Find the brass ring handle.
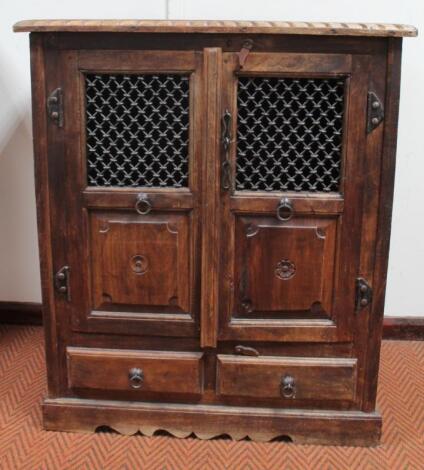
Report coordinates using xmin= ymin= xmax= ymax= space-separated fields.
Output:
xmin=135 ymin=194 xmax=152 ymax=215
xmin=280 ymin=375 xmax=296 ymax=398
xmin=128 ymin=367 xmax=144 ymax=389
xmin=276 ymin=197 xmax=293 ymax=221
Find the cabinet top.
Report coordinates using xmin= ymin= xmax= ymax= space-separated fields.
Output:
xmin=13 ymin=19 xmax=417 ymax=37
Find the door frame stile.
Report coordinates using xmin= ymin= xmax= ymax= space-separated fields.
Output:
xmin=200 ymin=47 xmax=222 ymax=348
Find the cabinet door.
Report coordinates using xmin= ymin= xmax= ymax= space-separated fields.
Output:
xmin=51 ymin=50 xmax=203 ymax=337
xmin=219 ymin=52 xmax=369 ymax=342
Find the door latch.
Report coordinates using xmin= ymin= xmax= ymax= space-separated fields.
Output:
xmin=221 ymin=109 xmax=232 ymax=191
xmin=235 ymin=345 xmax=259 ymax=357
xmin=54 ymin=265 xmax=71 ymax=301
xmin=47 ymin=87 xmax=64 ymax=127
xmin=367 ymin=91 xmax=384 ymax=133
xmin=237 ymin=39 xmax=254 ymax=69
xmin=355 ymin=277 xmax=372 ymax=311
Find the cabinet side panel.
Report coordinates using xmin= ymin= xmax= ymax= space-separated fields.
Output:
xmin=363 ymin=38 xmax=403 ymax=411
xmin=352 ymin=44 xmax=387 ymax=410
xmin=29 ymin=33 xmax=60 ymax=395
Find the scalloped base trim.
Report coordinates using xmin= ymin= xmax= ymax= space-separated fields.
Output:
xmin=95 ymin=425 xmax=294 ymax=442
xmin=43 ymin=398 xmax=382 ymax=446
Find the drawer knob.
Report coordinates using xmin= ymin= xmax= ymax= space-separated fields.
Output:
xmin=128 ymin=367 xmax=144 ymax=389
xmin=281 ymin=375 xmax=296 ymax=398
xmin=276 ymin=198 xmax=293 ymax=221
xmin=135 ymin=194 xmax=152 ymax=215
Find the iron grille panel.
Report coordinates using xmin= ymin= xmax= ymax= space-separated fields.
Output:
xmin=85 ymin=73 xmax=190 ymax=188
xmin=236 ymin=77 xmax=345 ymax=192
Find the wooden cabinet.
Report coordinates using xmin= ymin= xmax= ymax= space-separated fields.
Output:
xmin=15 ymin=19 xmax=416 ymax=445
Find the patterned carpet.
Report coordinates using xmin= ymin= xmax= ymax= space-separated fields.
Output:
xmin=0 ymin=325 xmax=423 ymax=469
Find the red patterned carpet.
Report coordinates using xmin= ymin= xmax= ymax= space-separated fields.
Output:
xmin=0 ymin=325 xmax=423 ymax=469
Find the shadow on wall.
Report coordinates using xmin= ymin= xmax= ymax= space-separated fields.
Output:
xmin=0 ymin=83 xmax=41 ymax=302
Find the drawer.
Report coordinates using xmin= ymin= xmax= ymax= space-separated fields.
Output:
xmin=217 ymin=355 xmax=357 ymax=401
xmin=67 ymin=347 xmax=203 ymax=395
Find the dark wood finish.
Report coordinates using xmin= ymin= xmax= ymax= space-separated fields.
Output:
xmin=17 ymin=22 xmax=415 ymax=445
xmin=67 ymin=347 xmax=203 ymax=395
xmin=232 ymin=216 xmax=337 ymax=318
xmin=233 ymin=52 xmax=352 ymax=73
xmin=218 ymin=52 xmax=368 ymax=344
xmin=5 ymin=302 xmax=423 ymax=341
xmin=383 ymin=317 xmax=424 ymax=340
xmin=89 ymin=211 xmax=191 ymax=314
xmin=217 ymin=355 xmax=357 ymax=401
xmin=361 ymin=38 xmax=404 ymax=412
xmin=43 ymin=398 xmax=382 ymax=446
xmin=200 ymin=48 xmax=221 ymax=348
xmin=59 ymin=49 xmax=203 ymax=339
xmin=0 ymin=301 xmax=42 ymax=325
xmin=37 ymin=33 xmax=391 ymax=55
xmin=78 ymin=50 xmax=198 ymax=71
xmin=29 ymin=33 xmax=63 ymax=396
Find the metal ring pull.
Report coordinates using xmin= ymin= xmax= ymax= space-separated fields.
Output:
xmin=128 ymin=368 xmax=144 ymax=389
xmin=135 ymin=194 xmax=152 ymax=215
xmin=280 ymin=375 xmax=296 ymax=399
xmin=276 ymin=197 xmax=293 ymax=221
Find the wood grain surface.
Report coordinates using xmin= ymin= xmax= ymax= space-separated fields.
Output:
xmin=14 ymin=19 xmax=417 ymax=37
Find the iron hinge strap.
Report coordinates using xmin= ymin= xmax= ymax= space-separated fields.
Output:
xmin=54 ymin=265 xmax=71 ymax=301
xmin=47 ymin=87 xmax=63 ymax=127
xmin=355 ymin=277 xmax=372 ymax=311
xmin=367 ymin=91 xmax=384 ymax=133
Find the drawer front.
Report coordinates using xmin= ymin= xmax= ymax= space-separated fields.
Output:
xmin=67 ymin=347 xmax=203 ymax=395
xmin=217 ymin=355 xmax=357 ymax=401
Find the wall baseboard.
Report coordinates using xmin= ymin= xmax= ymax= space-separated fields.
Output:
xmin=0 ymin=301 xmax=43 ymax=326
xmin=1 ymin=301 xmax=423 ymax=340
xmin=383 ymin=317 xmax=424 ymax=341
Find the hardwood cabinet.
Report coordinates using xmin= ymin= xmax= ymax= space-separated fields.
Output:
xmin=15 ymin=19 xmax=416 ymax=445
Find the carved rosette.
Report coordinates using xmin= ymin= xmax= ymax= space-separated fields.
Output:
xmin=275 ymin=259 xmax=296 ymax=280
xmin=131 ymin=255 xmax=149 ymax=275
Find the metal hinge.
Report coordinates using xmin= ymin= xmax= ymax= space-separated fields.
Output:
xmin=54 ymin=265 xmax=71 ymax=301
xmin=47 ymin=87 xmax=64 ymax=127
xmin=367 ymin=91 xmax=384 ymax=133
xmin=355 ymin=277 xmax=372 ymax=311
xmin=237 ymin=39 xmax=254 ymax=69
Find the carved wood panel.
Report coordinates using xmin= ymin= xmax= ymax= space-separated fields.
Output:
xmin=234 ymin=215 xmax=337 ymax=318
xmin=90 ymin=211 xmax=190 ymax=314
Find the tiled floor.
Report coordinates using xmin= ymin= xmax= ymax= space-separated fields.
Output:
xmin=0 ymin=325 xmax=423 ymax=469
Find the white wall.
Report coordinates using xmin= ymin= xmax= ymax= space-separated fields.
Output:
xmin=0 ymin=1 xmax=167 ymax=303
xmin=0 ymin=0 xmax=422 ymax=316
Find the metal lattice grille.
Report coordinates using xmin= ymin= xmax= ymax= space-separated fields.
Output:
xmin=85 ymin=73 xmax=190 ymax=187
xmin=236 ymin=77 xmax=345 ymax=192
